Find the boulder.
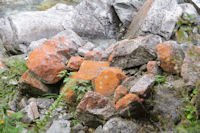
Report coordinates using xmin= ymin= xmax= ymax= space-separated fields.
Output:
xmin=109 ymin=35 xmax=162 ymax=69
xmin=67 ymin=56 xmax=84 ymax=71
xmin=84 ymin=50 xmax=102 ymax=61
xmin=76 ymin=91 xmax=115 ymax=128
xmin=147 ymin=61 xmax=161 ymax=75
xmin=130 ymin=74 xmax=155 ymax=97
xmin=181 ymin=45 xmax=200 ymax=87
xmin=78 ymin=42 xmax=95 ymax=56
xmin=155 ymin=41 xmax=184 ymax=74
xmin=125 ymin=0 xmax=183 ymax=40
xmin=189 ymin=0 xmax=200 ymax=14
xmin=113 ymin=0 xmax=146 ymax=28
xmin=27 ymin=37 xmax=77 ymax=84
xmin=46 ymin=120 xmax=71 ymax=133
xmin=94 ymin=68 xmax=126 ymax=96
xmin=114 ymin=85 xmax=128 ymax=103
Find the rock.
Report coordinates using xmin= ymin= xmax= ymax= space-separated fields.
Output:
xmin=78 ymin=42 xmax=95 ymax=56
xmin=0 ymin=4 xmax=74 ymax=54
xmin=20 ymin=70 xmax=50 ymax=96
xmin=114 ymin=85 xmax=128 ymax=103
xmin=102 ymin=117 xmax=138 ymax=133
xmin=84 ymin=50 xmax=102 ymax=61
xmin=71 ymin=0 xmax=120 ymax=38
xmin=115 ymin=94 xmax=145 ymax=117
xmin=77 ymin=60 xmax=110 ymax=80
xmin=121 ymin=76 xmax=137 ymax=90
xmin=180 ymin=3 xmax=199 ymax=22
xmin=19 ymin=97 xmax=28 ymax=110
xmin=94 ymin=125 xmax=103 ymax=133
xmin=27 ymin=37 xmax=77 ymax=84
xmin=46 ymin=120 xmax=71 ymax=133
xmin=76 ymin=91 xmax=115 ymax=128
xmin=36 ymin=98 xmax=54 ymax=110
xmin=67 ymin=56 xmax=84 ymax=71
xmin=0 ymin=60 xmax=6 ymax=69
xmin=94 ymin=68 xmax=126 ymax=96
xmin=109 ymin=35 xmax=162 ymax=69
xmin=189 ymin=0 xmax=200 ymax=14
xmin=113 ymin=0 xmax=146 ymax=28
xmin=177 ymin=0 xmax=189 ymax=3
xmin=181 ymin=45 xmax=200 ymax=87
xmin=147 ymin=61 xmax=161 ymax=75
xmin=155 ymin=41 xmax=184 ymax=74
xmin=71 ymin=123 xmax=85 ymax=133
xmin=21 ymin=101 xmax=40 ymax=124
xmin=27 ymin=38 xmax=47 ymax=56
xmin=130 ymin=74 xmax=155 ymax=97
xmin=125 ymin=0 xmax=183 ymax=40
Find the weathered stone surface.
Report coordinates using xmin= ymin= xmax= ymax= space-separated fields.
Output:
xmin=113 ymin=0 xmax=146 ymax=28
xmin=21 ymin=101 xmax=40 ymax=124
xmin=115 ymin=94 xmax=145 ymax=117
xmin=102 ymin=117 xmax=138 ymax=133
xmin=36 ymin=98 xmax=54 ymax=110
xmin=180 ymin=3 xmax=199 ymax=21
xmin=94 ymin=68 xmax=126 ymax=96
xmin=130 ymin=74 xmax=155 ymax=96
xmin=46 ymin=120 xmax=71 ymax=133
xmin=27 ymin=37 xmax=77 ymax=84
xmin=147 ymin=61 xmax=161 ymax=75
xmin=20 ymin=70 xmax=50 ymax=96
xmin=125 ymin=0 xmax=183 ymax=40
xmin=78 ymin=42 xmax=95 ymax=56
xmin=0 ymin=60 xmax=6 ymax=69
xmin=114 ymin=85 xmax=128 ymax=103
xmin=84 ymin=50 xmax=102 ymax=61
xmin=156 ymin=41 xmax=184 ymax=74
xmin=181 ymin=45 xmax=200 ymax=87
xmin=189 ymin=0 xmax=200 ymax=14
xmin=67 ymin=56 xmax=84 ymax=71
xmin=109 ymin=35 xmax=162 ymax=69
xmin=76 ymin=91 xmax=115 ymax=128
xmin=78 ymin=60 xmax=110 ymax=80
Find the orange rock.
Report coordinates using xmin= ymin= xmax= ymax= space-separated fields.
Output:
xmin=84 ymin=50 xmax=102 ymax=61
xmin=147 ymin=61 xmax=160 ymax=75
xmin=27 ymin=37 xmax=76 ymax=84
xmin=67 ymin=56 xmax=84 ymax=71
xmin=0 ymin=60 xmax=5 ymax=69
xmin=94 ymin=68 xmax=126 ymax=96
xmin=115 ymin=94 xmax=140 ymax=110
xmin=114 ymin=85 xmax=128 ymax=103
xmin=20 ymin=70 xmax=49 ymax=95
xmin=78 ymin=60 xmax=110 ymax=80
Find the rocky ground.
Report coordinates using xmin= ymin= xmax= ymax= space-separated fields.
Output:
xmin=0 ymin=0 xmax=200 ymax=133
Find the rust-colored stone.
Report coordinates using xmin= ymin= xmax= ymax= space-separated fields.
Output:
xmin=84 ymin=50 xmax=102 ymax=61
xmin=94 ymin=68 xmax=126 ymax=96
xmin=147 ymin=61 xmax=160 ymax=75
xmin=114 ymin=85 xmax=128 ymax=103
xmin=67 ymin=56 xmax=84 ymax=71
xmin=0 ymin=60 xmax=5 ymax=69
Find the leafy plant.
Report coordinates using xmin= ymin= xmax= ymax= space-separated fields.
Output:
xmin=155 ymin=75 xmax=166 ymax=84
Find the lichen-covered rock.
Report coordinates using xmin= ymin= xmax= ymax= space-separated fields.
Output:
xmin=147 ymin=61 xmax=161 ymax=75
xmin=94 ymin=68 xmax=126 ymax=96
xmin=84 ymin=50 xmax=102 ymax=61
xmin=0 ymin=60 xmax=6 ymax=69
xmin=130 ymin=74 xmax=155 ymax=97
xmin=181 ymin=45 xmax=200 ymax=87
xmin=67 ymin=56 xmax=84 ymax=71
xmin=78 ymin=42 xmax=95 ymax=56
xmin=114 ymin=85 xmax=128 ymax=103
xmin=109 ymin=35 xmax=162 ymax=69
xmin=125 ymin=0 xmax=183 ymax=40
xmin=156 ymin=41 xmax=184 ymax=74
xmin=76 ymin=91 xmax=115 ymax=128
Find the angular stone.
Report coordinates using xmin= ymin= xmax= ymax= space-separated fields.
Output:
xmin=125 ymin=0 xmax=183 ymax=40
xmin=67 ymin=56 xmax=84 ymax=71
xmin=76 ymin=91 xmax=115 ymax=128
xmin=36 ymin=98 xmax=54 ymax=110
xmin=94 ymin=68 xmax=126 ymax=96
xmin=155 ymin=41 xmax=184 ymax=74
xmin=115 ymin=94 xmax=145 ymax=117
xmin=147 ymin=61 xmax=161 ymax=75
xmin=20 ymin=70 xmax=50 ymax=96
xmin=114 ymin=85 xmax=128 ymax=103
xmin=27 ymin=37 xmax=77 ymax=84
xmin=130 ymin=74 xmax=155 ymax=96
xmin=84 ymin=50 xmax=102 ymax=61
xmin=181 ymin=45 xmax=200 ymax=87
xmin=109 ymin=35 xmax=162 ymax=69
xmin=0 ymin=60 xmax=5 ymax=69
xmin=101 ymin=42 xmax=120 ymax=61
xmin=78 ymin=42 xmax=95 ymax=56
xmin=189 ymin=0 xmax=200 ymax=14
xmin=78 ymin=60 xmax=110 ymax=80
xmin=46 ymin=120 xmax=71 ymax=133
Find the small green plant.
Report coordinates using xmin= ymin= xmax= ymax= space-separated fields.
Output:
xmin=155 ymin=75 xmax=166 ymax=84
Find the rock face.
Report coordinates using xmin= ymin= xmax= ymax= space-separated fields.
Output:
xmin=27 ymin=37 xmax=77 ymax=84
xmin=102 ymin=117 xmax=138 ymax=133
xmin=125 ymin=0 xmax=183 ymax=40
xmin=181 ymin=45 xmax=200 ymax=87
xmin=109 ymin=35 xmax=162 ymax=69
xmin=76 ymin=91 xmax=115 ymax=128
xmin=114 ymin=85 xmax=128 ymax=103
xmin=156 ymin=41 xmax=184 ymax=74
xmin=130 ymin=74 xmax=155 ymax=97
xmin=94 ymin=68 xmax=126 ymax=96
xmin=66 ymin=56 xmax=84 ymax=71
xmin=189 ymin=0 xmax=200 ymax=14
xmin=113 ymin=0 xmax=146 ymax=28
xmin=46 ymin=120 xmax=71 ymax=133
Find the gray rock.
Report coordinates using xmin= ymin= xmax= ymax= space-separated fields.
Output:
xmin=27 ymin=38 xmax=47 ymax=56
xmin=177 ymin=0 xmax=189 ymax=3
xmin=125 ymin=0 xmax=183 ymax=40
xmin=36 ymin=98 xmax=54 ymax=110
xmin=94 ymin=125 xmax=103 ymax=133
xmin=19 ymin=97 xmax=28 ymax=110
xmin=46 ymin=120 xmax=71 ymax=133
xmin=71 ymin=123 xmax=85 ymax=133
xmin=78 ymin=42 xmax=95 ymax=56
xmin=113 ymin=0 xmax=146 ymax=28
xmin=189 ymin=0 xmax=200 ymax=14
xmin=130 ymin=74 xmax=155 ymax=97
xmin=102 ymin=117 xmax=138 ymax=133
xmin=110 ymin=34 xmax=162 ymax=69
